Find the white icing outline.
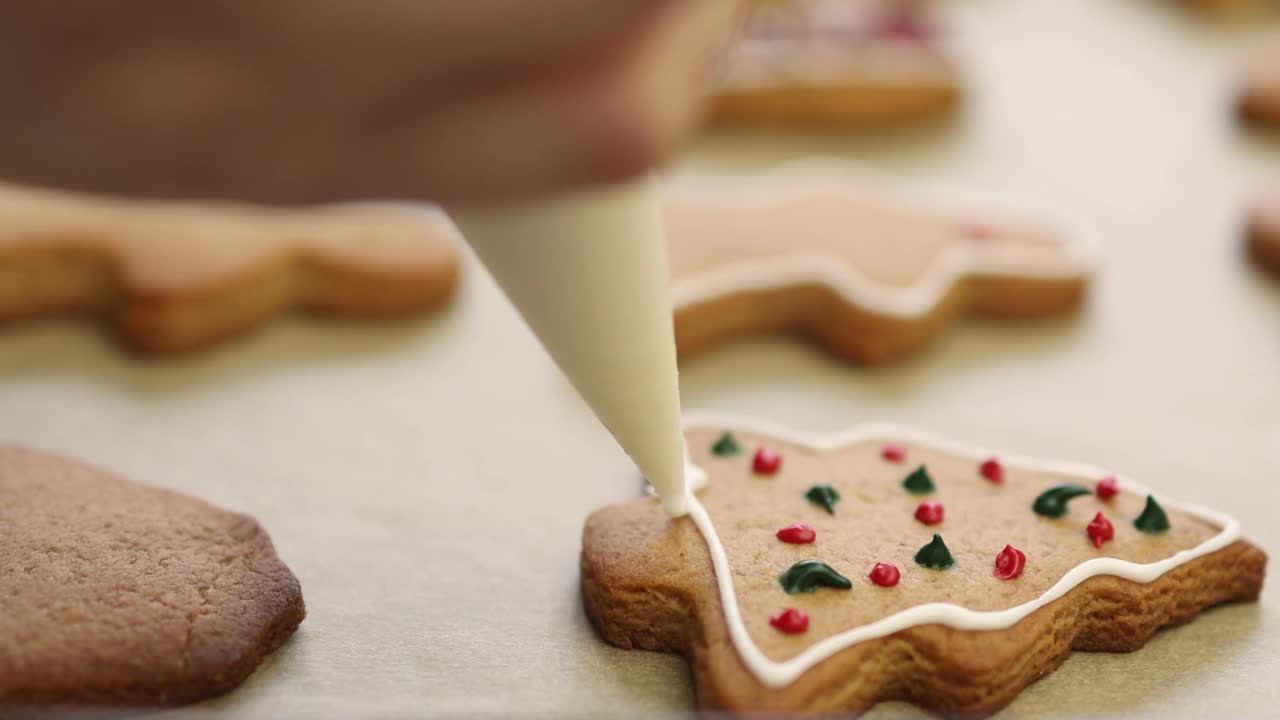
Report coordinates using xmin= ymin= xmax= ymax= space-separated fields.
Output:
xmin=676 ymin=412 xmax=1242 ymax=689
xmin=664 ymin=160 xmax=1099 ymax=319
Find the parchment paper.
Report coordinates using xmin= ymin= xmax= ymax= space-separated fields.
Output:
xmin=1 ymin=1 xmax=1277 ymax=718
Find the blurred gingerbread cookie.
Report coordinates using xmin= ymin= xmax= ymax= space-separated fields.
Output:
xmin=1247 ymin=192 xmax=1280 ymax=275
xmin=1183 ymin=0 xmax=1270 ymax=17
xmin=1239 ymin=43 xmax=1280 ymax=128
xmin=0 ymin=182 xmax=461 ymax=354
xmin=710 ymin=0 xmax=961 ymax=127
xmin=664 ymin=164 xmax=1093 ymax=364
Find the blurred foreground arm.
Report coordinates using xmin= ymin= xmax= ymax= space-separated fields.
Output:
xmin=0 ymin=1 xmax=741 ymax=206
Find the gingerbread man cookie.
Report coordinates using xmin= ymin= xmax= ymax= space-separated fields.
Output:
xmin=710 ymin=0 xmax=961 ymax=127
xmin=582 ymin=415 xmax=1265 ymax=717
xmin=0 ymin=446 xmax=304 ymax=713
xmin=1239 ymin=43 xmax=1280 ymax=128
xmin=665 ymin=164 xmax=1094 ymax=364
xmin=0 ymin=182 xmax=460 ymax=354
xmin=1247 ymin=191 xmax=1280 ymax=275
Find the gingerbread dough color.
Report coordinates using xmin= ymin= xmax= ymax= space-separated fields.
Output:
xmin=0 ymin=182 xmax=461 ymax=354
xmin=0 ymin=446 xmax=304 ymax=713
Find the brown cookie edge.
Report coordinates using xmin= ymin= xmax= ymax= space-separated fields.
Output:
xmin=581 ymin=498 xmax=1265 ymax=716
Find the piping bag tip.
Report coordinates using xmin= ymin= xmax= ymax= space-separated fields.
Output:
xmin=453 ymin=176 xmax=694 ymax=517
xmin=662 ymin=491 xmax=692 ymax=518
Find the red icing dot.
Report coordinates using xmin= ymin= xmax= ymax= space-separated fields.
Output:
xmin=769 ymin=608 xmax=809 ymax=634
xmin=752 ymin=448 xmax=782 ymax=475
xmin=993 ymin=544 xmax=1026 ymax=581
xmin=881 ymin=443 xmax=907 ymax=463
xmin=869 ymin=562 xmax=901 ymax=587
xmin=980 ymin=458 xmax=1005 ymax=484
xmin=1096 ymin=476 xmax=1119 ymax=500
xmin=914 ymin=500 xmax=944 ymax=526
xmin=776 ymin=523 xmax=816 ymax=544
xmin=1087 ymin=512 xmax=1115 ymax=549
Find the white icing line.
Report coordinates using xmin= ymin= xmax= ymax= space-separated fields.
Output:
xmin=643 ymin=443 xmax=710 ymax=499
xmin=665 ymin=160 xmax=1099 ymax=320
xmin=679 ymin=412 xmax=1243 ymax=689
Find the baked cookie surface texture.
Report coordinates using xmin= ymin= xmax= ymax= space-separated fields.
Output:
xmin=0 ymin=446 xmax=305 ymax=714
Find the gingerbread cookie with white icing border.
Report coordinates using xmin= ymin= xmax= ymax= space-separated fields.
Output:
xmin=710 ymin=0 xmax=961 ymax=127
xmin=581 ymin=415 xmax=1265 ymax=716
xmin=0 ymin=181 xmax=461 ymax=354
xmin=1238 ymin=43 xmax=1280 ymax=128
xmin=1247 ymin=191 xmax=1280 ymax=275
xmin=664 ymin=163 xmax=1094 ymax=364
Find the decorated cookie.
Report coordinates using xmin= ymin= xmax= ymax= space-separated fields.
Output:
xmin=665 ymin=164 xmax=1094 ymax=364
xmin=1247 ymin=192 xmax=1280 ymax=275
xmin=1239 ymin=43 xmax=1280 ymax=128
xmin=0 ymin=182 xmax=461 ymax=354
xmin=0 ymin=446 xmax=304 ymax=713
xmin=581 ymin=416 xmax=1265 ymax=716
xmin=709 ymin=0 xmax=961 ymax=127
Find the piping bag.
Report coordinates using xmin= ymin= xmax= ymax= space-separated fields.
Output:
xmin=450 ymin=177 xmax=692 ymax=517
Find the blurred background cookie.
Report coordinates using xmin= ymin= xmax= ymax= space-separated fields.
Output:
xmin=1247 ymin=191 xmax=1280 ymax=274
xmin=0 ymin=182 xmax=461 ymax=354
xmin=1183 ymin=0 xmax=1271 ymax=17
xmin=1238 ymin=42 xmax=1280 ymax=127
xmin=708 ymin=0 xmax=961 ymax=127
xmin=665 ymin=164 xmax=1092 ymax=364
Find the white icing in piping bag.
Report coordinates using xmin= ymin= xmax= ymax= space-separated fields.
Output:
xmin=451 ymin=177 xmax=692 ymax=516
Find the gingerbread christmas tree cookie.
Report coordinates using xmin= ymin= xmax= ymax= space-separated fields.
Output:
xmin=0 ymin=181 xmax=460 ymax=354
xmin=710 ymin=0 xmax=961 ymax=127
xmin=664 ymin=164 xmax=1094 ymax=364
xmin=581 ymin=415 xmax=1265 ymax=716
xmin=0 ymin=446 xmax=304 ymax=713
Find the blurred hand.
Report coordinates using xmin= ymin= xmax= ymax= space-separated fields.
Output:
xmin=0 ymin=1 xmax=742 ymax=206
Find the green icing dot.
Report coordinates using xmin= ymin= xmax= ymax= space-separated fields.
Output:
xmin=1134 ymin=495 xmax=1170 ymax=534
xmin=914 ymin=534 xmax=955 ymax=569
xmin=805 ymin=484 xmax=840 ymax=514
xmin=1032 ymin=484 xmax=1092 ymax=518
xmin=778 ymin=560 xmax=853 ymax=594
xmin=901 ymin=465 xmax=935 ymax=494
xmin=711 ymin=432 xmax=741 ymax=456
